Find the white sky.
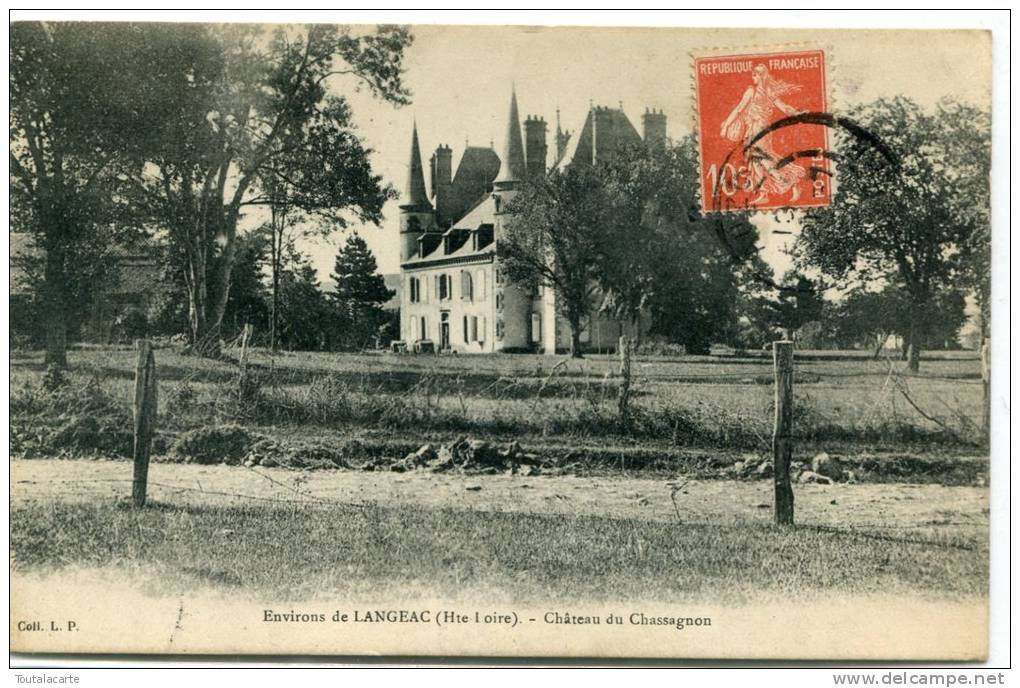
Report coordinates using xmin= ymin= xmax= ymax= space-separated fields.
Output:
xmin=253 ymin=25 xmax=992 ymax=282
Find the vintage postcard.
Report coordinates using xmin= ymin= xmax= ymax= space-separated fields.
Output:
xmin=9 ymin=20 xmax=995 ymax=661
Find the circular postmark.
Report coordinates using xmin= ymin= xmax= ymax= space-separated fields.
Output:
xmin=706 ymin=111 xmax=901 ymax=293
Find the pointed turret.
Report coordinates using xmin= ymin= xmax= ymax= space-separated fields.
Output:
xmin=401 ymin=122 xmax=432 ymax=209
xmin=494 ymin=89 xmax=526 ymax=189
xmin=399 ymin=121 xmax=436 ymax=264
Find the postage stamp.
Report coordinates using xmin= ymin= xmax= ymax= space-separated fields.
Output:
xmin=694 ymin=48 xmax=831 ymax=213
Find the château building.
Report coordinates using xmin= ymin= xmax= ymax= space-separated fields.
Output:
xmin=398 ymin=90 xmax=666 ymax=354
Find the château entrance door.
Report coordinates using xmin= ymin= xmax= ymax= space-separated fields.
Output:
xmin=440 ymin=311 xmax=450 ymax=350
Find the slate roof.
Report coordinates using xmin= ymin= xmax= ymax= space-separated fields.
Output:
xmin=442 ymin=146 xmax=500 ymax=227
xmin=554 ymin=106 xmax=643 ymax=172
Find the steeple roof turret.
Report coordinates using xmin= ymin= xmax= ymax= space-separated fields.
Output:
xmin=494 ymin=89 xmax=526 ymax=187
xmin=401 ymin=121 xmax=432 ymax=208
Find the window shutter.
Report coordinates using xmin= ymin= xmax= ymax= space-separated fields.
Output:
xmin=463 ymin=316 xmax=469 ymax=343
xmin=480 ymin=316 xmax=487 ymax=343
xmin=477 ymin=270 xmax=486 ymax=300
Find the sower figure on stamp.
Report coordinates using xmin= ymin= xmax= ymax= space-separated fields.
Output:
xmin=719 ymin=64 xmax=806 ymax=205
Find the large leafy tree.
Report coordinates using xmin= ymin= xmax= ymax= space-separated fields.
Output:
xmin=599 ymin=139 xmax=760 ymax=354
xmin=500 ymin=165 xmax=620 ymax=357
xmin=798 ymin=96 xmax=990 ymax=371
xmin=826 ymin=281 xmax=967 ymax=356
xmin=9 ymin=22 xmax=186 ymax=365
xmin=136 ymin=23 xmax=411 ymax=355
xmin=329 ymin=233 xmax=393 ymax=350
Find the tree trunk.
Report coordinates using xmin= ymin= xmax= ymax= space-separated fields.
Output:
xmin=270 ymin=249 xmax=280 ymax=354
xmin=617 ymin=335 xmax=632 ymax=427
xmin=42 ymin=242 xmax=68 ymax=368
xmin=906 ymin=313 xmax=921 ymax=373
xmin=872 ymin=332 xmax=889 ymax=360
xmin=568 ymin=314 xmax=583 ymax=358
xmin=185 ymin=263 xmax=221 ymax=358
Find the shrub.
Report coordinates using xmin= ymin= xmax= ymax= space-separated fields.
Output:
xmin=11 ymin=377 xmax=134 ymax=458
xmin=170 ymin=424 xmax=257 ymax=465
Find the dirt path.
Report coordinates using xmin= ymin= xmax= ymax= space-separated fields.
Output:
xmin=11 ymin=459 xmax=988 ymax=540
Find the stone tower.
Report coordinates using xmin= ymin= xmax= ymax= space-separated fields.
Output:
xmin=524 ymin=115 xmax=548 ymax=180
xmin=492 ymin=89 xmax=531 ymax=351
xmin=642 ymin=108 xmax=667 ymax=148
xmin=429 ymin=143 xmax=453 ymax=227
xmin=398 ymin=122 xmax=436 ymax=263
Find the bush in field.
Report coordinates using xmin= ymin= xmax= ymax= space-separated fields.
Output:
xmin=10 ymin=376 xmax=134 ymax=458
xmin=171 ymin=424 xmax=256 ymax=465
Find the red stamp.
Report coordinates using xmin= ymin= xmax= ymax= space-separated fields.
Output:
xmin=694 ymin=48 xmax=830 ymax=213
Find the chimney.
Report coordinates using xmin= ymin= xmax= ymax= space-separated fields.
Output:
xmin=524 ymin=115 xmax=548 ymax=179
xmin=642 ymin=108 xmax=667 ymax=148
xmin=430 ymin=144 xmax=453 ymax=226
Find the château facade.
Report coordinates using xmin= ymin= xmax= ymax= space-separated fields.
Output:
xmin=398 ymin=90 xmax=666 ymax=354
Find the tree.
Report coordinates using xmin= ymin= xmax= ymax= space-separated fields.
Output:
xmin=828 ymin=286 xmax=909 ymax=354
xmin=749 ymin=272 xmax=824 ymax=342
xmin=798 ymin=96 xmax=990 ymax=371
xmin=329 ymin=233 xmax=393 ymax=350
xmin=500 ymin=165 xmax=619 ymax=357
xmin=827 ymin=281 xmax=967 ymax=356
xmin=10 ymin=22 xmax=184 ymax=365
xmin=222 ymin=232 xmax=270 ymax=338
xmin=599 ymin=139 xmax=761 ymax=355
xmin=135 ymin=24 xmax=411 ymax=355
xmin=277 ymin=248 xmax=332 ymax=351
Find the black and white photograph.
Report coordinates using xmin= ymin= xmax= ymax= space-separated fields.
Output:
xmin=8 ymin=12 xmax=1005 ymax=665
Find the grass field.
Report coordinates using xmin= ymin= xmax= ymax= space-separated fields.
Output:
xmin=9 ymin=497 xmax=987 ymax=603
xmin=10 ymin=344 xmax=986 ymax=469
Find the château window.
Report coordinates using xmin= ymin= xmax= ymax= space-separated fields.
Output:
xmin=438 ymin=274 xmax=452 ymax=301
xmin=495 ymin=293 xmax=503 ymax=311
xmin=476 ymin=270 xmax=486 ymax=300
xmin=463 ymin=315 xmax=482 ymax=344
xmin=409 ymin=277 xmax=421 ymax=303
xmin=461 ymin=271 xmax=473 ymax=302
xmin=531 ymin=312 xmax=542 ymax=343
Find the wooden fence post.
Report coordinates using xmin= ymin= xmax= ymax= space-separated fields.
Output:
xmin=618 ymin=335 xmax=632 ymax=426
xmin=980 ymin=337 xmax=990 ymax=439
xmin=132 ymin=339 xmax=158 ymax=507
xmin=239 ymin=323 xmax=253 ymax=370
xmin=772 ymin=341 xmax=795 ymax=526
